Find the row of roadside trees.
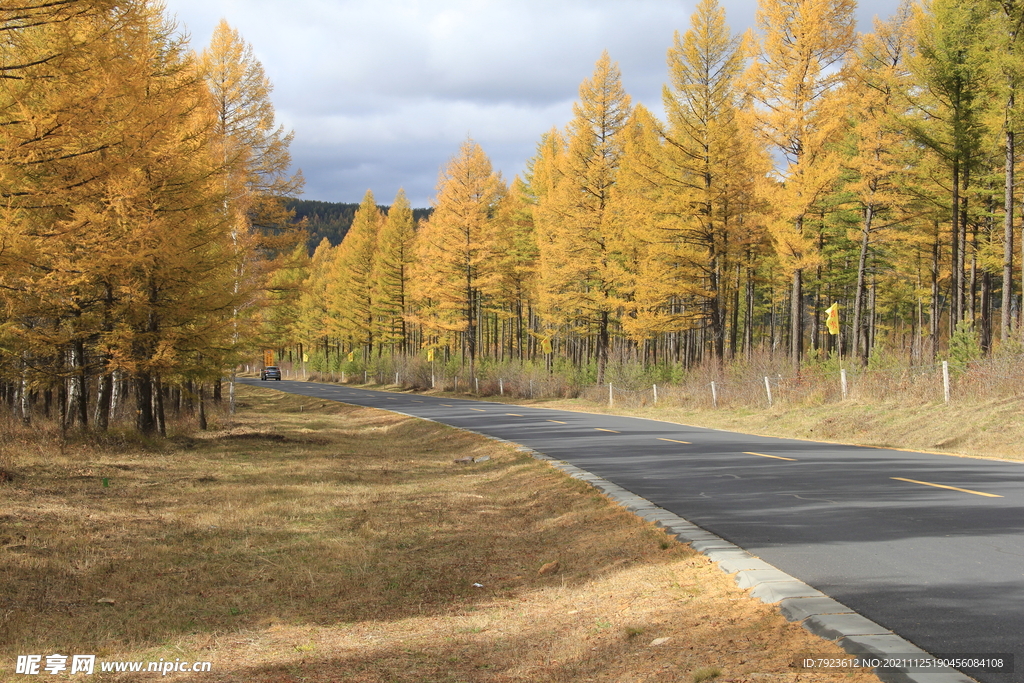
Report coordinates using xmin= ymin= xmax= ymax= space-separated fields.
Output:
xmin=276 ymin=0 xmax=1024 ymax=387
xmin=0 ymin=1 xmax=302 ymax=433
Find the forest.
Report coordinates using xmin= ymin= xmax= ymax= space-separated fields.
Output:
xmin=286 ymin=199 xmax=432 ymax=252
xmin=3 ymin=0 xmax=1024 ymax=434
xmin=0 ymin=1 xmax=301 ymax=433
xmin=278 ymin=0 xmax=1024 ymax=389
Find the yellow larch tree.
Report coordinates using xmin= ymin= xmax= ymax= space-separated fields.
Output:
xmin=615 ymin=104 xmax=695 ymax=344
xmin=624 ymin=0 xmax=767 ymax=361
xmin=97 ymin=9 xmax=238 ymax=435
xmin=411 ymin=139 xmax=505 ymax=378
xmin=990 ymin=0 xmax=1024 ymax=343
xmin=264 ymin=241 xmax=312 ymax=354
xmin=200 ymin=19 xmax=303 ymax=410
xmin=0 ymin=1 xmax=115 ymax=427
xmin=535 ymin=51 xmax=632 ymax=383
xmin=328 ymin=190 xmax=383 ymax=356
xmin=492 ymin=176 xmax=540 ymax=360
xmin=0 ymin=1 xmax=241 ymax=434
xmin=295 ymin=238 xmax=339 ymax=362
xmin=843 ymin=5 xmax=921 ymax=360
xmin=746 ymin=0 xmax=857 ymax=365
xmin=907 ymin=0 xmax=995 ymax=331
xmin=372 ymin=188 xmax=418 ymax=354
xmin=201 ymin=18 xmax=302 ymax=228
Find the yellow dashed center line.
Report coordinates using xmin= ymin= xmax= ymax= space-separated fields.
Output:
xmin=469 ymin=408 xmax=486 ymax=412
xmin=595 ymin=428 xmax=620 ymax=433
xmin=547 ymin=420 xmax=567 ymax=424
xmin=744 ymin=451 xmax=797 ymax=461
xmin=658 ymin=438 xmax=691 ymax=444
xmin=507 ymin=413 xmax=523 ymax=417
xmin=441 ymin=404 xmax=453 ymax=407
xmin=891 ymin=477 xmax=1002 ymax=498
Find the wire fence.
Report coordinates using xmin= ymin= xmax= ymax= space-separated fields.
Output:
xmin=247 ymin=353 xmax=1024 ymax=410
xmin=577 ymin=356 xmax=1024 ymax=410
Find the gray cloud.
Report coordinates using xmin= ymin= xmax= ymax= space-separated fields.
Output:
xmin=165 ymin=0 xmax=900 ymax=207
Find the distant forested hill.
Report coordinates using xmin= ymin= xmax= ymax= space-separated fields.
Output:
xmin=286 ymin=199 xmax=432 ymax=253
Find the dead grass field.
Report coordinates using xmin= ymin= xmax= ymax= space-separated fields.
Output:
xmin=0 ymin=385 xmax=879 ymax=682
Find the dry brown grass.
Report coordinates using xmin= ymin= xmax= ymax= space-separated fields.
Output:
xmin=525 ymin=393 xmax=1024 ymax=463
xmin=1 ymin=385 xmax=877 ymax=682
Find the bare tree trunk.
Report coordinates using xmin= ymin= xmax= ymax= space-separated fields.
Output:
xmin=853 ymin=205 xmax=873 ymax=362
xmin=95 ymin=282 xmax=114 ymax=431
xmin=154 ymin=377 xmax=166 ymax=437
xmin=981 ymin=270 xmax=992 ymax=353
xmin=1003 ymin=121 xmax=1015 ymax=342
xmin=709 ymin=247 xmax=725 ymax=362
xmin=744 ymin=263 xmax=754 ymax=358
xmin=58 ymin=383 xmax=67 ymax=442
xmin=596 ymin=310 xmax=610 ymax=384
xmin=868 ymin=276 xmax=878 ymax=355
xmin=730 ymin=263 xmax=741 ymax=359
xmin=95 ymin=372 xmax=112 ymax=432
xmin=19 ymin=358 xmax=30 ymax=426
xmin=135 ymin=373 xmax=155 ymax=435
xmin=65 ymin=341 xmax=88 ymax=430
xmin=952 ymin=157 xmax=962 ymax=326
xmin=969 ymin=223 xmax=978 ymax=326
xmin=790 ymin=268 xmax=803 ymax=369
xmin=198 ymin=383 xmax=208 ymax=431
xmin=930 ymin=221 xmax=941 ymax=360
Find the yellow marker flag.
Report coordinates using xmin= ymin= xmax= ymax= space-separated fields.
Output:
xmin=264 ymin=350 xmax=274 ymax=366
xmin=427 ymin=349 xmax=434 ymax=362
xmin=347 ymin=351 xmax=355 ymax=362
xmin=825 ymin=302 xmax=840 ymax=335
xmin=541 ymin=338 xmax=552 ymax=355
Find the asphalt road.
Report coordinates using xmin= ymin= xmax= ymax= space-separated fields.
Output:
xmin=242 ymin=378 xmax=1024 ymax=683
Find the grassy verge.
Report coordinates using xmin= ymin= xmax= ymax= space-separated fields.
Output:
xmin=1 ymin=384 xmax=877 ymax=682
xmin=521 ymin=395 xmax=1024 ymax=463
xmin=353 ymin=378 xmax=1023 ymax=463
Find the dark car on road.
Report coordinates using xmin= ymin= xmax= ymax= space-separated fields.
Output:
xmin=260 ymin=366 xmax=282 ymax=381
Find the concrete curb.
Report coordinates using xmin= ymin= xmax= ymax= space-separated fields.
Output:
xmin=525 ymin=449 xmax=978 ymax=683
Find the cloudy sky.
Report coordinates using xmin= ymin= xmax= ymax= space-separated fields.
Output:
xmin=162 ymin=0 xmax=898 ymax=208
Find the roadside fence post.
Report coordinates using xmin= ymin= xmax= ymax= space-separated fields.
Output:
xmin=431 ymin=373 xmax=435 ymax=388
xmin=499 ymin=378 xmax=504 ymax=395
xmin=942 ymin=361 xmax=950 ymax=403
xmin=841 ymin=369 xmax=848 ymax=400
xmin=529 ymin=379 xmax=534 ymax=397
xmin=711 ymin=381 xmax=718 ymax=408
xmin=653 ymin=383 xmax=658 ymax=405
xmin=764 ymin=376 xmax=773 ymax=407
xmin=475 ymin=377 xmax=479 ymax=394
xmin=609 ymin=383 xmax=614 ymax=407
